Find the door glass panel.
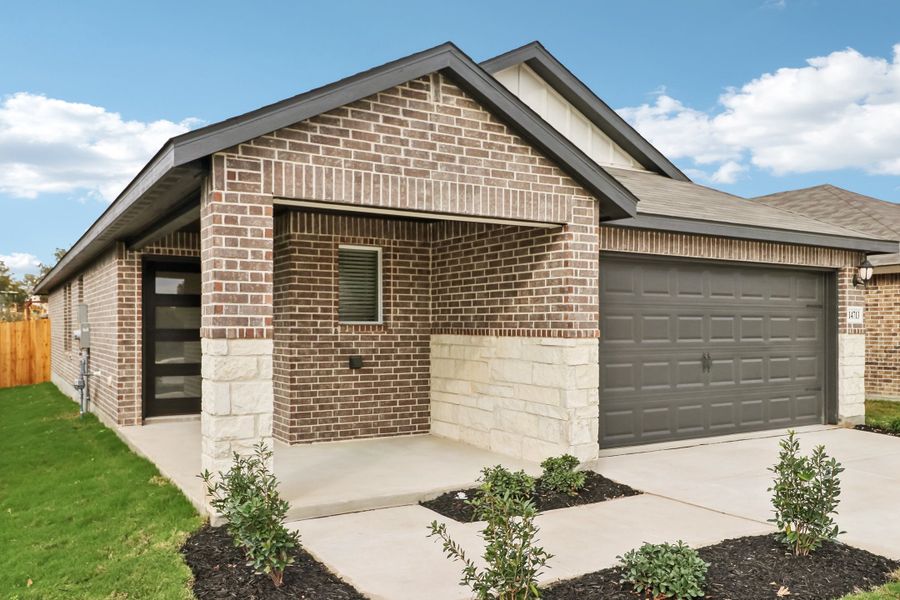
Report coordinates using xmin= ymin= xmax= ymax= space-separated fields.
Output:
xmin=155 ymin=306 xmax=201 ymax=329
xmin=155 ymin=375 xmax=201 ymax=399
xmin=155 ymin=341 xmax=201 ymax=364
xmin=155 ymin=271 xmax=201 ymax=295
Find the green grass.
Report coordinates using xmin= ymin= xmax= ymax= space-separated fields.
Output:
xmin=841 ymin=571 xmax=900 ymax=599
xmin=866 ymin=399 xmax=900 ymax=430
xmin=0 ymin=383 xmax=202 ymax=599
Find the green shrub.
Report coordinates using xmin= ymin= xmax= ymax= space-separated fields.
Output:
xmin=428 ymin=470 xmax=552 ymax=600
xmin=479 ymin=464 xmax=536 ymax=506
xmin=539 ymin=454 xmax=586 ymax=496
xmin=619 ymin=541 xmax=708 ymax=600
xmin=768 ymin=430 xmax=844 ymax=556
xmin=200 ymin=443 xmax=300 ymax=587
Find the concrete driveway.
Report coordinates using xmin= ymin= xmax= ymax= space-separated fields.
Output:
xmin=290 ymin=426 xmax=900 ymax=599
xmin=595 ymin=426 xmax=900 ymax=560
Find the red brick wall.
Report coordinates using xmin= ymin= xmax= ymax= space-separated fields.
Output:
xmin=273 ymin=211 xmax=430 ymax=442
xmin=866 ymin=273 xmax=900 ymax=399
xmin=431 ymin=215 xmax=599 ymax=338
xmin=202 ymin=157 xmax=273 ymax=340
xmin=49 ymin=247 xmax=119 ymax=425
xmin=221 ymin=73 xmax=593 ymax=225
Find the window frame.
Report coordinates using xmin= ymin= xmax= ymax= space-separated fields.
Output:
xmin=337 ymin=244 xmax=383 ymax=325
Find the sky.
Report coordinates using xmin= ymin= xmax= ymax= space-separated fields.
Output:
xmin=2 ymin=0 xmax=900 ymax=275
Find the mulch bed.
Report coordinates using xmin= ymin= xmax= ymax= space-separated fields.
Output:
xmin=182 ymin=524 xmax=365 ymax=600
xmin=856 ymin=424 xmax=900 ymax=438
xmin=420 ymin=471 xmax=640 ymax=522
xmin=543 ymin=534 xmax=900 ymax=599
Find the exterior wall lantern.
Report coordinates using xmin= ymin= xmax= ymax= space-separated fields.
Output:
xmin=853 ymin=258 xmax=874 ymax=288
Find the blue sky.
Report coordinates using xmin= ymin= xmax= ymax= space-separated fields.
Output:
xmin=2 ymin=0 xmax=900 ymax=274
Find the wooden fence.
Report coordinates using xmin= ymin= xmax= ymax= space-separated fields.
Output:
xmin=0 ymin=319 xmax=51 ymax=389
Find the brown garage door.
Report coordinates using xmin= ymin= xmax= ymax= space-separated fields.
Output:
xmin=599 ymin=255 xmax=826 ymax=448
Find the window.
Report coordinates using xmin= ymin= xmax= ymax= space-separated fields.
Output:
xmin=63 ymin=284 xmax=72 ymax=351
xmin=338 ymin=246 xmax=382 ymax=324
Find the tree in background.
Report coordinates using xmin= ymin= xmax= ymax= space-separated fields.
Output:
xmin=0 ymin=260 xmax=28 ymax=321
xmin=0 ymin=247 xmax=67 ymax=321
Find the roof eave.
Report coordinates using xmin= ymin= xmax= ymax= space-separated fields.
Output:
xmin=607 ymin=214 xmax=899 ymax=255
xmin=34 ymin=144 xmax=204 ymax=294
xmin=480 ymin=41 xmax=690 ymax=183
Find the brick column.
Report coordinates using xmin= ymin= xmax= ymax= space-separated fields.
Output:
xmin=200 ymin=154 xmax=275 ymax=476
xmin=837 ymin=266 xmax=865 ymax=424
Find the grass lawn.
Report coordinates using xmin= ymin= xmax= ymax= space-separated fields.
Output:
xmin=0 ymin=383 xmax=202 ymax=599
xmin=842 ymin=574 xmax=900 ymax=599
xmin=865 ymin=399 xmax=900 ymax=429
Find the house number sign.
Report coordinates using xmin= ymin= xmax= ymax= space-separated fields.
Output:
xmin=846 ymin=306 xmax=864 ymax=326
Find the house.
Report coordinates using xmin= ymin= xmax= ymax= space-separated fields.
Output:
xmin=756 ymin=185 xmax=900 ymax=402
xmin=35 ymin=42 xmax=897 ymax=478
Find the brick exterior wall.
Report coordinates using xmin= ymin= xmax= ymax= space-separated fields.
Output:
xmin=219 ymin=73 xmax=601 ymax=444
xmin=431 ymin=215 xmax=599 ymax=338
xmin=221 ymin=73 xmax=592 ymax=225
xmin=273 ymin=212 xmax=431 ymax=443
xmin=866 ymin=273 xmax=900 ymax=400
xmin=49 ymin=247 xmax=119 ymax=426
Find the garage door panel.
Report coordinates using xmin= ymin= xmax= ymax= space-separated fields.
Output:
xmin=600 ymin=256 xmax=826 ymax=447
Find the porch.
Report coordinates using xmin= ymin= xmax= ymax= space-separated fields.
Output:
xmin=117 ymin=420 xmax=540 ymax=521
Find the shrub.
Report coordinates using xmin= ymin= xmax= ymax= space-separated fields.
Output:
xmin=428 ymin=471 xmax=552 ymax=600
xmin=479 ymin=464 xmax=536 ymax=506
xmin=619 ymin=541 xmax=708 ymax=600
xmin=200 ymin=443 xmax=300 ymax=587
xmin=768 ymin=430 xmax=844 ymax=556
xmin=539 ymin=454 xmax=586 ymax=496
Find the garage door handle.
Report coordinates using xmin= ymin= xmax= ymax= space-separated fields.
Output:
xmin=701 ymin=352 xmax=712 ymax=372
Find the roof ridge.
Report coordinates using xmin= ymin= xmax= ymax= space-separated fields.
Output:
xmin=820 ymin=185 xmax=900 ymax=236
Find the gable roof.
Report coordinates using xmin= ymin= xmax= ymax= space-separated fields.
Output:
xmin=606 ymin=169 xmax=899 ymax=253
xmin=756 ymin=185 xmax=900 ymax=264
xmin=35 ymin=42 xmax=641 ymax=294
xmin=480 ymin=42 xmax=690 ymax=182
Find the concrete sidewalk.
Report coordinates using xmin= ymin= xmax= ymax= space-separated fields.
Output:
xmin=291 ymin=495 xmax=769 ymax=600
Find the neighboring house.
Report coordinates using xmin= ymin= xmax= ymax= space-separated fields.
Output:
xmin=757 ymin=185 xmax=900 ymax=401
xmin=35 ymin=42 xmax=897 ymax=474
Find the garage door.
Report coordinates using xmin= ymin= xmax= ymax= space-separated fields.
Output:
xmin=599 ymin=256 xmax=827 ymax=448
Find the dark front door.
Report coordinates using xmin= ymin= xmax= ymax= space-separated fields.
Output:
xmin=599 ymin=255 xmax=827 ymax=448
xmin=143 ymin=259 xmax=201 ymax=418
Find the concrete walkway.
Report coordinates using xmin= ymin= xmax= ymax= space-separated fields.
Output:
xmin=291 ymin=497 xmax=768 ymax=600
xmin=117 ymin=423 xmax=540 ymax=520
xmin=595 ymin=426 xmax=900 ymax=561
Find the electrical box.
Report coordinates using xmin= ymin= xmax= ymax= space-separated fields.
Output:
xmin=76 ymin=303 xmax=91 ymax=349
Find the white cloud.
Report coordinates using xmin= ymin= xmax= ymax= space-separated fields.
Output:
xmin=617 ymin=44 xmax=900 ymax=183
xmin=0 ymin=252 xmax=42 ymax=275
xmin=0 ymin=93 xmax=198 ymax=201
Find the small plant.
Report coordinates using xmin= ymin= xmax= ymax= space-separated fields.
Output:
xmin=619 ymin=541 xmax=708 ymax=600
xmin=200 ymin=443 xmax=299 ymax=587
xmin=539 ymin=454 xmax=586 ymax=496
xmin=479 ymin=464 xmax=536 ymax=505
xmin=428 ymin=468 xmax=552 ymax=600
xmin=768 ymin=430 xmax=844 ymax=556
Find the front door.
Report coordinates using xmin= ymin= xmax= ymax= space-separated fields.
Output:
xmin=143 ymin=259 xmax=201 ymax=418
